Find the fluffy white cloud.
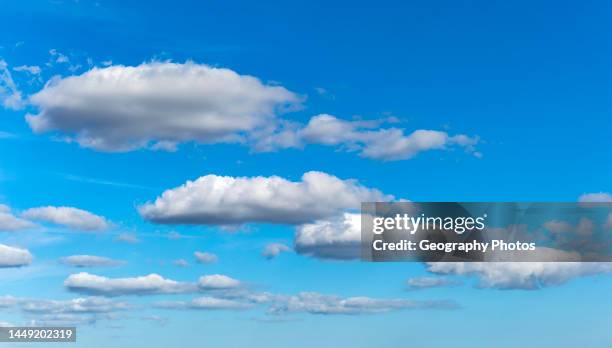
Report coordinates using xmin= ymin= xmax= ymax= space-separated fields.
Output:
xmin=0 ymin=244 xmax=33 ymax=267
xmin=405 ymin=277 xmax=462 ymax=291
xmin=262 ymin=243 xmax=291 ymax=259
xmin=0 ymin=204 xmax=36 ymax=232
xmin=578 ymin=192 xmax=612 ymax=203
xmin=139 ymin=171 xmax=391 ymax=225
xmin=255 ymin=114 xmax=480 ymax=160
xmin=294 ymin=213 xmax=361 ymax=260
xmin=60 ymin=255 xmax=125 ymax=268
xmin=266 ymin=292 xmax=457 ymax=315
xmin=427 ymin=262 xmax=612 ymax=290
xmin=22 ymin=206 xmax=109 ymax=231
xmin=64 ymin=272 xmax=196 ymax=296
xmin=26 ymin=62 xmax=302 ymax=152
xmin=194 ymin=251 xmax=218 ymax=264
xmin=198 ymin=275 xmax=241 ymax=290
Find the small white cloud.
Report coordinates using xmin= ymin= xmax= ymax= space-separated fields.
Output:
xmin=262 ymin=243 xmax=290 ymax=259
xmin=194 ymin=251 xmax=218 ymax=264
xmin=405 ymin=277 xmax=462 ymax=291
xmin=13 ymin=65 xmax=41 ymax=75
xmin=0 ymin=204 xmax=37 ymax=231
xmin=22 ymin=206 xmax=109 ymax=231
xmin=64 ymin=272 xmax=196 ymax=296
xmin=60 ymin=255 xmax=125 ymax=268
xmin=0 ymin=243 xmax=33 ymax=267
xmin=49 ymin=49 xmax=69 ymax=64
xmin=198 ymin=274 xmax=241 ymax=290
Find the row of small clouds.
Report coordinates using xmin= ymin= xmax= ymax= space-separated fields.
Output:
xmin=1 ymin=269 xmax=457 ymax=326
xmin=3 ymin=170 xmax=612 ymax=290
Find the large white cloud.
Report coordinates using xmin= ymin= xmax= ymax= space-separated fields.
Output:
xmin=294 ymin=212 xmax=362 ymax=260
xmin=0 ymin=244 xmax=33 ymax=267
xmin=22 ymin=206 xmax=109 ymax=231
xmin=64 ymin=272 xmax=197 ymax=296
xmin=139 ymin=171 xmax=392 ymax=225
xmin=26 ymin=62 xmax=302 ymax=152
xmin=0 ymin=204 xmax=36 ymax=232
xmin=427 ymin=262 xmax=612 ymax=290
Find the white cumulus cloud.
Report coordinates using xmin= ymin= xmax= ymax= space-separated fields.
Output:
xmin=0 ymin=244 xmax=33 ymax=267
xmin=198 ymin=275 xmax=241 ymax=290
xmin=0 ymin=204 xmax=36 ymax=232
xmin=22 ymin=206 xmax=109 ymax=231
xmin=294 ymin=213 xmax=362 ymax=260
xmin=254 ymin=114 xmax=480 ymax=160
xmin=139 ymin=171 xmax=391 ymax=225
xmin=26 ymin=61 xmax=302 ymax=152
xmin=194 ymin=251 xmax=218 ymax=264
xmin=64 ymin=272 xmax=196 ymax=296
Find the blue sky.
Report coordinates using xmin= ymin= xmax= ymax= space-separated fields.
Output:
xmin=0 ymin=0 xmax=611 ymax=347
